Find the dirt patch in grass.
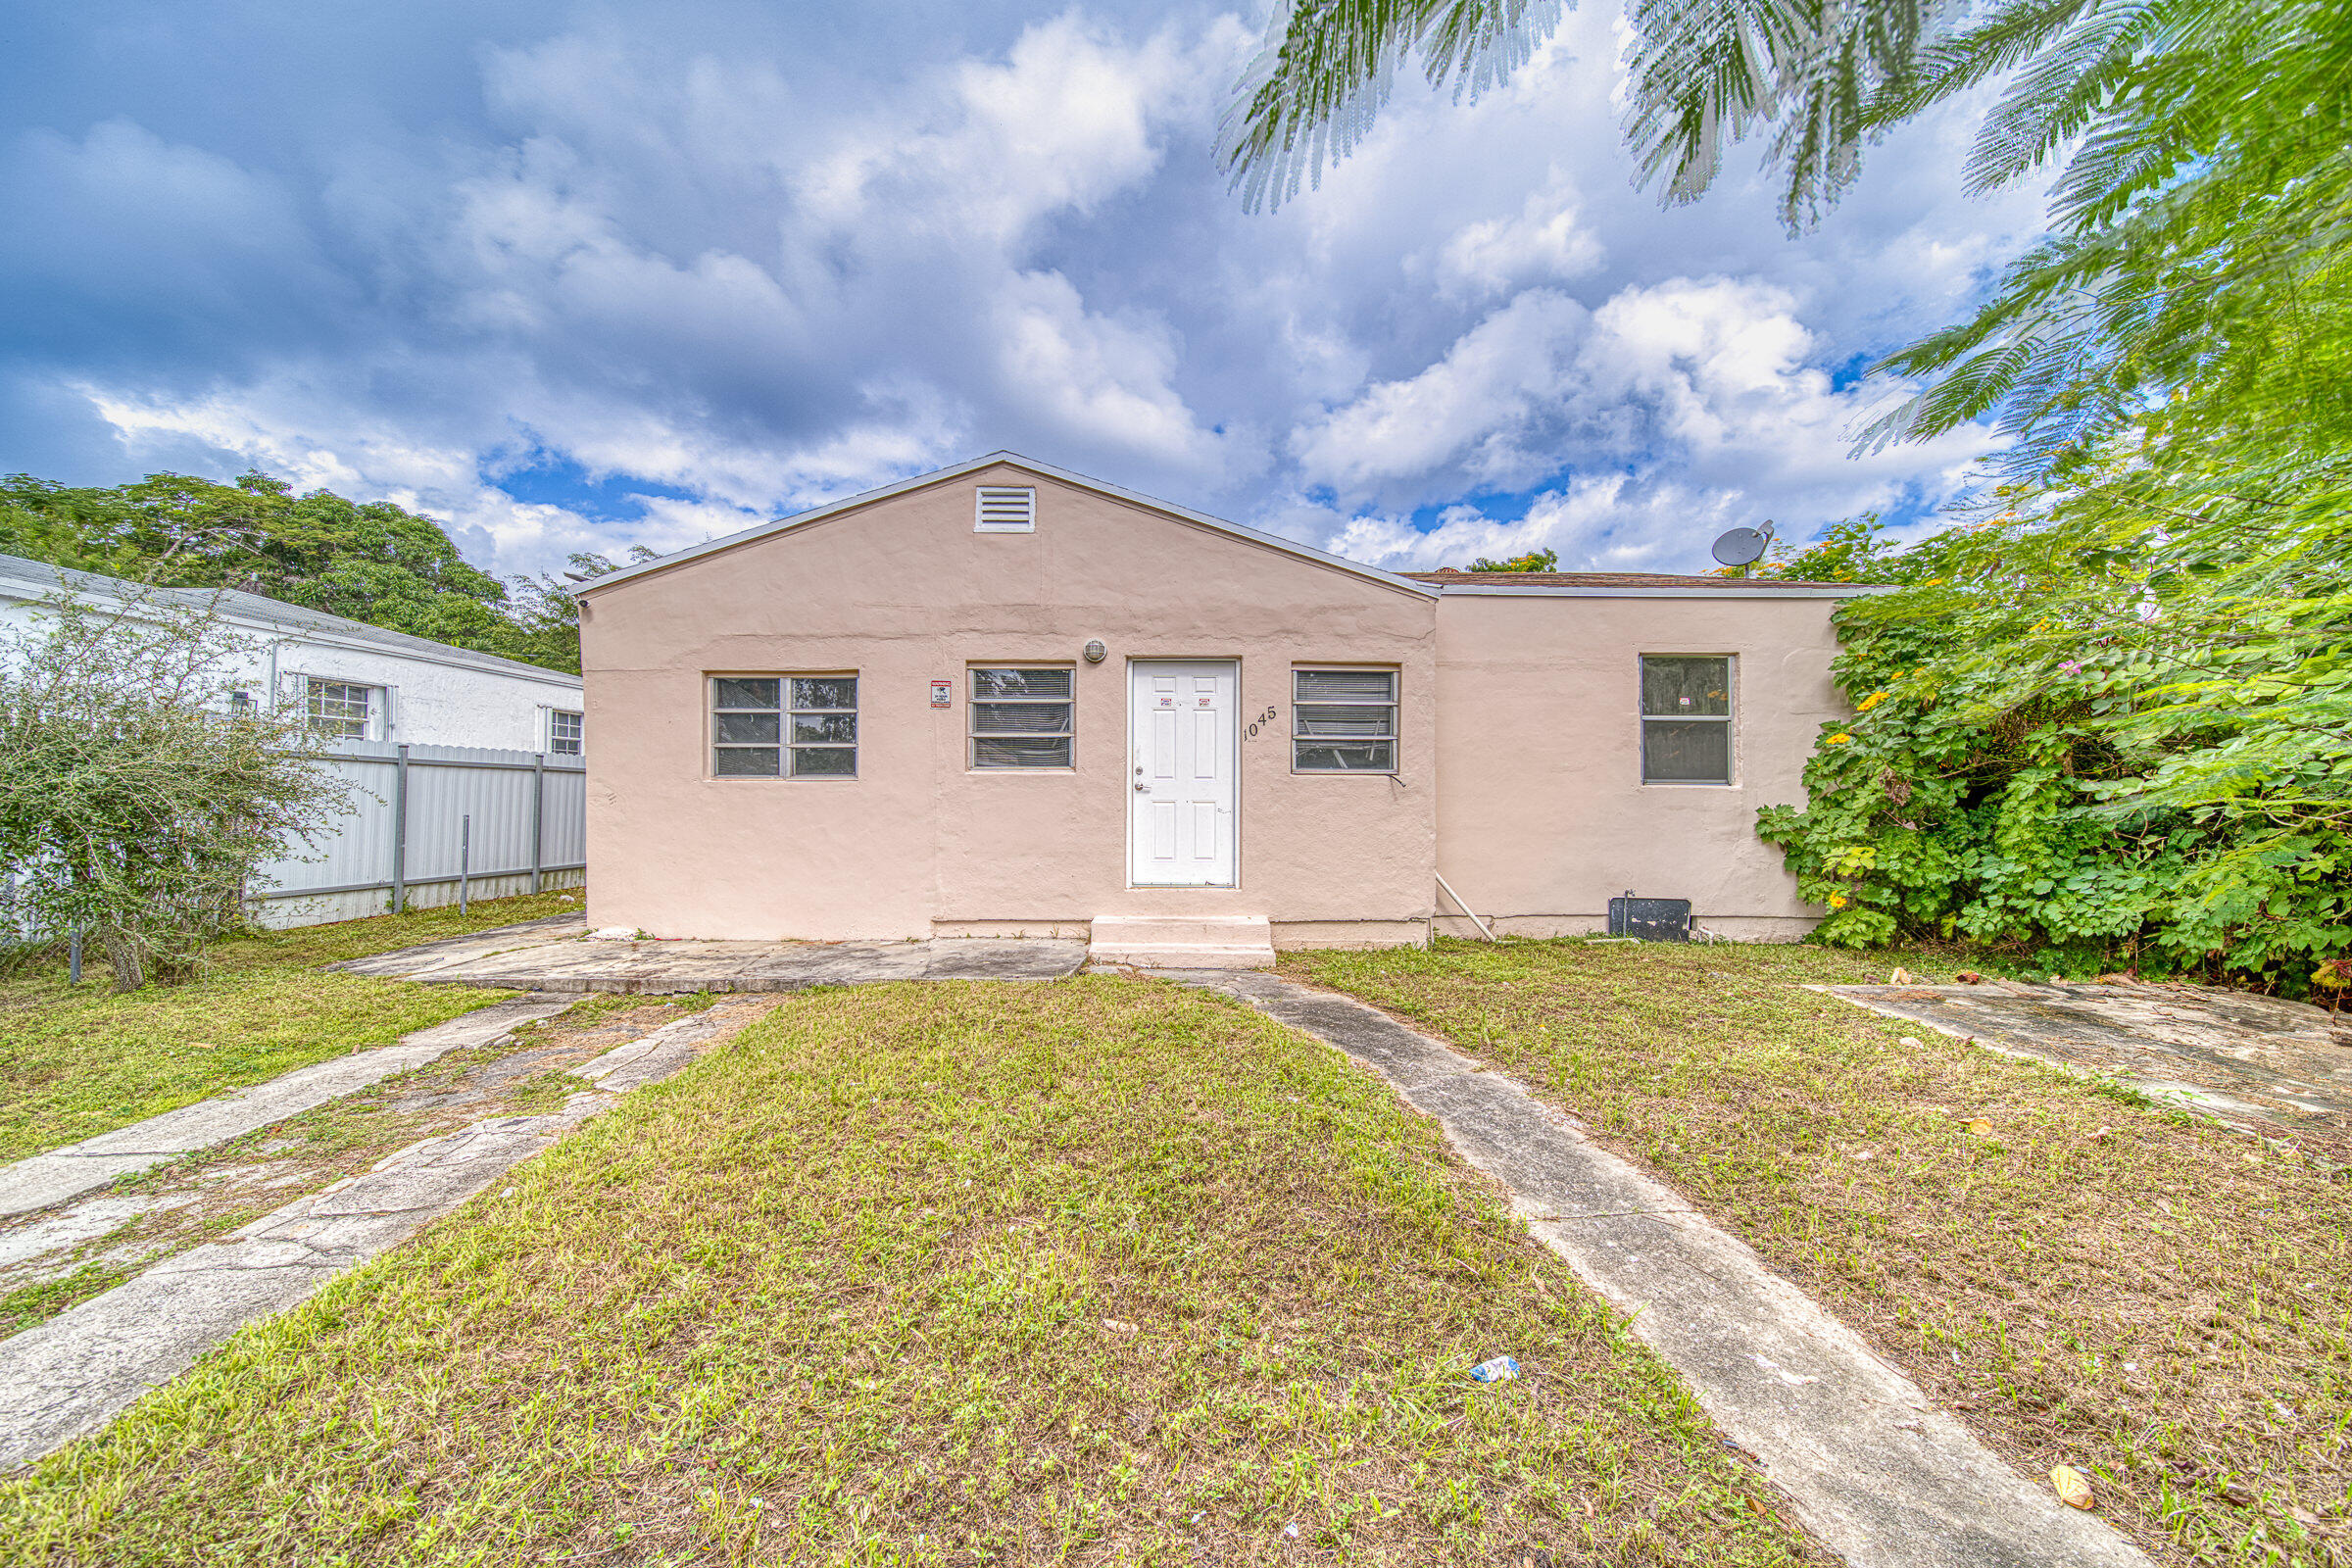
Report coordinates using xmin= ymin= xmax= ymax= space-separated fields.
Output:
xmin=0 ymin=995 xmax=731 ymax=1339
xmin=1288 ymin=939 xmax=2352 ymax=1568
xmin=0 ymin=978 xmax=1821 ymax=1567
xmin=0 ymin=890 xmax=587 ymax=1164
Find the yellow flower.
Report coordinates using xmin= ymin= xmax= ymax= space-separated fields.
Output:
xmin=1855 ymin=691 xmax=1887 ymax=712
xmin=1829 ymin=894 xmax=1848 ymax=908
xmin=1925 ymin=577 xmax=1945 ymax=586
xmin=1827 ymin=732 xmax=1853 ymax=745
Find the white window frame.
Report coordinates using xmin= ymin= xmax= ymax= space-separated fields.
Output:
xmin=1639 ymin=654 xmax=1736 ymax=786
xmin=710 ymin=674 xmax=858 ymax=779
xmin=968 ymin=665 xmax=1075 ymax=770
xmin=305 ymin=678 xmax=378 ymax=741
xmin=973 ymin=486 xmax=1037 ymax=533
xmin=1291 ymin=667 xmax=1398 ymax=774
xmin=547 ymin=708 xmax=584 ymax=757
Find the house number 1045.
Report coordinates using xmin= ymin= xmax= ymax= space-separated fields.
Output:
xmin=1244 ymin=705 xmax=1278 ymax=739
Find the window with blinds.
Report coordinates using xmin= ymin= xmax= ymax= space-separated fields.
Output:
xmin=969 ymin=666 xmax=1073 ymax=767
xmin=1292 ymin=668 xmax=1396 ymax=772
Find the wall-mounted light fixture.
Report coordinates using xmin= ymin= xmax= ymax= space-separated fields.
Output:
xmin=1083 ymin=640 xmax=1106 ymax=663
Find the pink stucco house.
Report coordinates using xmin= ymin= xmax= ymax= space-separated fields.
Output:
xmin=575 ymin=454 xmax=1861 ymax=965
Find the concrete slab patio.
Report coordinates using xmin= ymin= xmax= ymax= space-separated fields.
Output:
xmin=1829 ymin=978 xmax=2352 ymax=1159
xmin=336 ymin=915 xmax=1089 ymax=994
xmin=1178 ymin=968 xmax=2149 ymax=1568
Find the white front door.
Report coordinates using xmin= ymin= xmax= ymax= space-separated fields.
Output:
xmin=1129 ymin=661 xmax=1238 ymax=887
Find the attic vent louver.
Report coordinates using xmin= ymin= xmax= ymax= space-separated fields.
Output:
xmin=974 ymin=486 xmax=1037 ymax=533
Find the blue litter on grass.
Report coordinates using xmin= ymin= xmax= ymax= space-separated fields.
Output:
xmin=1469 ymin=1355 xmax=1520 ymax=1383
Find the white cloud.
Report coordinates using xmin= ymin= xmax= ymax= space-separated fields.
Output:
xmin=3 ymin=0 xmax=2043 ymax=579
xmin=1290 ymin=290 xmax=1591 ymax=494
xmin=1286 ymin=271 xmax=1992 ymax=542
xmin=991 ymin=270 xmax=1223 ymax=466
xmin=1429 ymin=173 xmax=1603 ymax=298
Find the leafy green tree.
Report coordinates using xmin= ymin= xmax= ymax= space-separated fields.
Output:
xmin=0 ymin=470 xmax=563 ymax=668
xmin=0 ymin=590 xmax=350 ymax=991
xmin=497 ymin=547 xmax=660 ymax=674
xmin=1466 ymin=548 xmax=1558 ymax=571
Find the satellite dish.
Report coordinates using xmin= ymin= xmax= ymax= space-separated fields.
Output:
xmin=1711 ymin=523 xmax=1773 ymax=567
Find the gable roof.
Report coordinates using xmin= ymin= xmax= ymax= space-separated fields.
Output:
xmin=0 ymin=552 xmax=582 ymax=685
xmin=571 ymin=453 xmax=1442 ymax=600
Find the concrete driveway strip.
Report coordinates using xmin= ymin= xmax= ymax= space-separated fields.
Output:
xmin=1176 ymin=970 xmax=2149 ymax=1568
xmin=336 ymin=920 xmax=1090 ymax=994
xmin=0 ymin=994 xmax=577 ymax=1219
xmin=0 ymin=1006 xmax=745 ymax=1472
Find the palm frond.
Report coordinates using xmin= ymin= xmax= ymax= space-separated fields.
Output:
xmin=1220 ymin=0 xmax=1566 ymax=212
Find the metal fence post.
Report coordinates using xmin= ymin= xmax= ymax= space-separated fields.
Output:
xmin=69 ymin=928 xmax=82 ymax=985
xmin=459 ymin=814 xmax=471 ymax=915
xmin=530 ymin=753 xmax=546 ymax=894
xmin=391 ymin=743 xmax=411 ymax=913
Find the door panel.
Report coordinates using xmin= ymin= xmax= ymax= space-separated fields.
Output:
xmin=1129 ymin=661 xmax=1237 ymax=886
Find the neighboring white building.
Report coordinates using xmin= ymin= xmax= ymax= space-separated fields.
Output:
xmin=0 ymin=552 xmax=584 ymax=755
xmin=0 ymin=552 xmax=589 ymax=928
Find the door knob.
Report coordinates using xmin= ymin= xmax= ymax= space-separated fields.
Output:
xmin=1134 ymin=782 xmax=1150 ymax=792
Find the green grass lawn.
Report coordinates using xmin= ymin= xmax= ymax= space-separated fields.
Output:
xmin=0 ymin=979 xmax=1816 ymax=1567
xmin=1289 ymin=939 xmax=2352 ymax=1568
xmin=0 ymin=890 xmax=582 ymax=1163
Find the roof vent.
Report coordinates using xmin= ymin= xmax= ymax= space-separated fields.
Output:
xmin=974 ymin=486 xmax=1036 ymax=533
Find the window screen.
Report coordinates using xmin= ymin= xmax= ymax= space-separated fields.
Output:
xmin=1640 ymin=656 xmax=1733 ymax=784
xmin=712 ymin=675 xmax=857 ymax=777
xmin=970 ymin=666 xmax=1073 ymax=767
xmin=1293 ymin=668 xmax=1396 ymax=772
xmin=306 ymin=679 xmax=373 ymax=740
xmin=549 ymin=710 xmax=584 ymax=756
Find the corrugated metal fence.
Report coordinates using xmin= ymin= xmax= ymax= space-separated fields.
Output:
xmin=251 ymin=742 xmax=586 ymax=927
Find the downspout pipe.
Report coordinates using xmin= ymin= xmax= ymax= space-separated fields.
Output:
xmin=1434 ymin=872 xmax=1497 ymax=942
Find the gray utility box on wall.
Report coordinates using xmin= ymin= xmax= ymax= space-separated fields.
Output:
xmin=1608 ymin=893 xmax=1692 ymax=942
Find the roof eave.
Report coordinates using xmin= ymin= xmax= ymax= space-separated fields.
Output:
xmin=1431 ymin=582 xmax=1893 ymax=599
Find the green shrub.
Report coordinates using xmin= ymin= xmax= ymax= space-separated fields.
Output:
xmin=1759 ymin=489 xmax=2352 ymax=993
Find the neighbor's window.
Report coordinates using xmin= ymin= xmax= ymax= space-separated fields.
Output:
xmin=549 ymin=710 xmax=584 ymax=757
xmin=306 ymin=679 xmax=374 ymax=740
xmin=1641 ymin=656 xmax=1734 ymax=784
xmin=711 ymin=675 xmax=858 ymax=778
xmin=1293 ymin=668 xmax=1396 ymax=772
xmin=970 ymin=666 xmax=1073 ymax=768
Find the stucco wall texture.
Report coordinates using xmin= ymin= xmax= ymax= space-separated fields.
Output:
xmin=580 ymin=463 xmax=1839 ymax=946
xmin=1430 ymin=594 xmax=1842 ymax=940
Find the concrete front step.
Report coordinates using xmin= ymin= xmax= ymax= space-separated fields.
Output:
xmin=1088 ymin=914 xmax=1276 ymax=971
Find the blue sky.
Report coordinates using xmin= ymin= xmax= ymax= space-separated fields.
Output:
xmin=0 ymin=1 xmax=2046 ymax=577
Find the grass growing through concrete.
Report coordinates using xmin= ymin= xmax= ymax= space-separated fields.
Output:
xmin=0 ymin=890 xmax=581 ymax=1163
xmin=0 ymin=995 xmax=725 ymax=1342
xmin=1289 ymin=939 xmax=2352 ymax=1568
xmin=0 ymin=979 xmax=1817 ymax=1566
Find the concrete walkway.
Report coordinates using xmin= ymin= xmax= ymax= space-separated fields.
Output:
xmin=337 ymin=915 xmax=1089 ymax=995
xmin=0 ymin=1004 xmax=760 ymax=1471
xmin=0 ymin=995 xmax=575 ymax=1219
xmin=1177 ymin=970 xmax=2149 ymax=1568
